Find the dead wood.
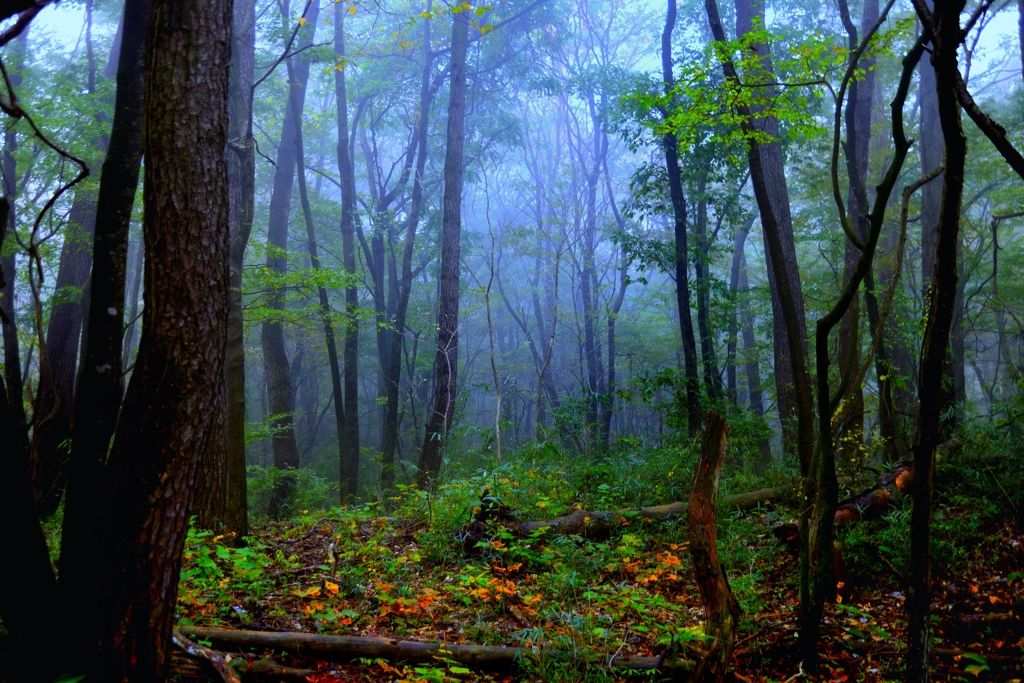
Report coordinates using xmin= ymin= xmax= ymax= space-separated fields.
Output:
xmin=172 ymin=629 xmax=243 ymax=683
xmin=460 ymin=484 xmax=790 ymax=549
xmin=180 ymin=627 xmax=695 ymax=678
xmin=687 ymin=411 xmax=741 ymax=683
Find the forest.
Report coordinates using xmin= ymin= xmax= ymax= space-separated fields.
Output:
xmin=0 ymin=0 xmax=1022 ymax=680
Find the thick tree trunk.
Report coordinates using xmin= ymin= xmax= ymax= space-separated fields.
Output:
xmin=662 ymin=0 xmax=702 ymax=437
xmin=688 ymin=411 xmax=740 ymax=682
xmin=417 ymin=9 xmax=469 ymax=488
xmin=85 ymin=0 xmax=232 ymax=676
xmin=224 ymin=0 xmax=256 ymax=540
xmin=907 ymin=3 xmax=967 ymax=679
xmin=334 ymin=12 xmax=360 ymax=499
xmin=262 ymin=2 xmax=319 ymax=517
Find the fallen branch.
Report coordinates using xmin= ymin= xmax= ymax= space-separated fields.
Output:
xmin=466 ymin=485 xmax=790 ymax=544
xmin=180 ymin=627 xmax=695 ymax=678
xmin=173 ymin=629 xmax=243 ymax=683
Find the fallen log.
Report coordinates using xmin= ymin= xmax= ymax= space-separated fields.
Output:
xmin=462 ymin=485 xmax=790 ymax=545
xmin=833 ymin=462 xmax=914 ymax=525
xmin=180 ymin=627 xmax=696 ymax=678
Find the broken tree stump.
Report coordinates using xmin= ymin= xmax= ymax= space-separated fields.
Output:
xmin=687 ymin=411 xmax=741 ymax=683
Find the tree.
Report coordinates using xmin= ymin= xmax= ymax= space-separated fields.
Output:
xmin=1 ymin=0 xmax=232 ymax=677
xmin=262 ymin=1 xmax=319 ymax=517
xmin=418 ymin=6 xmax=470 ymax=487
xmin=661 ymin=0 xmax=702 ymax=438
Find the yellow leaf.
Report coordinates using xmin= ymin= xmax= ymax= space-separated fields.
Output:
xmin=298 ymin=17 xmax=307 ymax=25
xmin=325 ymin=581 xmax=339 ymax=595
xmin=349 ymin=5 xmax=355 ymax=13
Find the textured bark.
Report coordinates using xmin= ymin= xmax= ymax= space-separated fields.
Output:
xmin=225 ymin=0 xmax=256 ymax=539
xmin=334 ymin=12 xmax=359 ymax=498
xmin=417 ymin=9 xmax=469 ymax=488
xmin=381 ymin=10 xmax=434 ymax=489
xmin=732 ymin=0 xmax=809 ymax=456
xmin=262 ymin=1 xmax=318 ymax=517
xmin=907 ymin=2 xmax=967 ymax=678
xmin=84 ymin=0 xmax=232 ymax=677
xmin=687 ymin=411 xmax=740 ymax=682
xmin=60 ymin=0 xmax=152 ymax=632
xmin=662 ymin=0 xmax=702 ymax=437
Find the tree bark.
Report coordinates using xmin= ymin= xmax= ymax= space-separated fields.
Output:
xmin=662 ymin=0 xmax=702 ymax=437
xmin=262 ymin=1 xmax=319 ymax=517
xmin=85 ymin=0 xmax=232 ymax=676
xmin=417 ymin=8 xmax=469 ymax=488
xmin=688 ymin=411 xmax=740 ymax=682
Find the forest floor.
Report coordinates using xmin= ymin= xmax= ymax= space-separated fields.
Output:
xmin=170 ymin=453 xmax=1024 ymax=683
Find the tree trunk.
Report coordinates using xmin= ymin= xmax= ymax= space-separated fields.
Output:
xmin=662 ymin=0 xmax=702 ymax=438
xmin=417 ymin=8 xmax=469 ymax=488
xmin=732 ymin=0 xmax=809 ymax=457
xmin=694 ymin=177 xmax=722 ymax=402
xmin=907 ymin=2 xmax=968 ymax=679
xmin=703 ymin=0 xmax=816 ymax=663
xmin=727 ymin=219 xmax=771 ymax=463
xmin=86 ymin=0 xmax=232 ymax=676
xmin=382 ymin=9 xmax=434 ymax=490
xmin=296 ymin=114 xmax=347 ymax=509
xmin=262 ymin=1 xmax=319 ymax=518
xmin=61 ymin=0 xmax=152 ymax=633
xmin=224 ymin=0 xmax=256 ymax=540
xmin=1 ymin=31 xmax=28 ymax=458
xmin=0 ymin=197 xmax=63 ymax=683
xmin=31 ymin=11 xmax=123 ymax=514
xmin=334 ymin=11 xmax=360 ymax=499
xmin=688 ymin=411 xmax=741 ymax=682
